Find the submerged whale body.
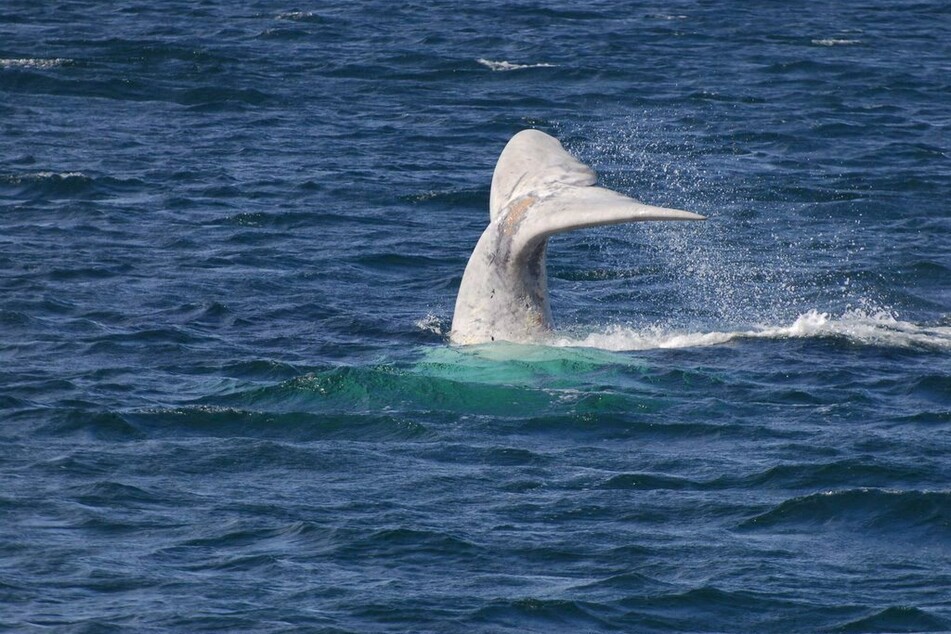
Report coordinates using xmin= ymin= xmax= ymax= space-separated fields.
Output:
xmin=450 ymin=129 xmax=705 ymax=345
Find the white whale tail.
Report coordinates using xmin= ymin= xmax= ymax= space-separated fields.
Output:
xmin=450 ymin=129 xmax=705 ymax=345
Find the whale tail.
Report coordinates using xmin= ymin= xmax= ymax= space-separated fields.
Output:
xmin=450 ymin=129 xmax=705 ymax=345
xmin=490 ymin=129 xmax=704 ymax=261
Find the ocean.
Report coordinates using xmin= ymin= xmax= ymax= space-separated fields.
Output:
xmin=1 ymin=1 xmax=949 ymax=632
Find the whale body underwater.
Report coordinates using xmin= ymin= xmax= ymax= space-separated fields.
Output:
xmin=450 ymin=129 xmax=706 ymax=345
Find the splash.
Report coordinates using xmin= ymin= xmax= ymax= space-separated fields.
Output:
xmin=552 ymin=309 xmax=951 ymax=351
xmin=476 ymin=58 xmax=556 ymax=72
xmin=558 ymin=116 xmax=885 ymax=336
xmin=414 ymin=313 xmax=448 ymax=336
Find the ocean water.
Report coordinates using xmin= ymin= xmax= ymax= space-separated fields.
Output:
xmin=1 ymin=1 xmax=949 ymax=631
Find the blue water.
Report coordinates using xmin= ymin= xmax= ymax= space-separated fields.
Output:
xmin=2 ymin=1 xmax=949 ymax=631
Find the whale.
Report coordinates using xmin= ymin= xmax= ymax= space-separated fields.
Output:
xmin=450 ymin=129 xmax=705 ymax=345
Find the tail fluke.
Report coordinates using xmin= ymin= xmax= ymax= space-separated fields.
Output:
xmin=489 ymin=130 xmax=704 ymax=263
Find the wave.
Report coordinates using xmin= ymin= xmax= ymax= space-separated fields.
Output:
xmin=2 ymin=170 xmax=89 ymax=183
xmin=832 ymin=606 xmax=949 ymax=633
xmin=476 ymin=58 xmax=556 ymax=72
xmin=811 ymin=38 xmax=861 ymax=46
xmin=0 ymin=171 xmax=149 ymax=201
xmin=275 ymin=11 xmax=322 ymax=22
xmin=552 ymin=310 xmax=951 ymax=352
xmin=739 ymin=488 xmax=950 ymax=540
xmin=0 ymin=58 xmax=71 ymax=70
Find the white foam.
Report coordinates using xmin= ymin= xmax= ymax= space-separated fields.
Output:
xmin=551 ymin=310 xmax=951 ymax=352
xmin=276 ymin=11 xmax=315 ymax=21
xmin=811 ymin=39 xmax=860 ymax=46
xmin=476 ymin=58 xmax=556 ymax=72
xmin=2 ymin=171 xmax=88 ymax=184
xmin=0 ymin=58 xmax=71 ymax=69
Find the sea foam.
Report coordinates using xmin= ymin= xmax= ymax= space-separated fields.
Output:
xmin=476 ymin=58 xmax=556 ymax=71
xmin=552 ymin=309 xmax=951 ymax=352
xmin=417 ymin=308 xmax=949 ymax=352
